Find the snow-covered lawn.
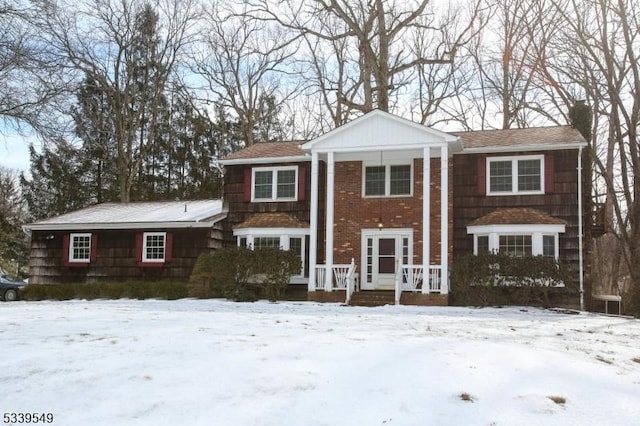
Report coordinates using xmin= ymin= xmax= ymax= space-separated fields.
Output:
xmin=1 ymin=300 xmax=639 ymax=426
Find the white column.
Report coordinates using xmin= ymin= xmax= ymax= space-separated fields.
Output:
xmin=440 ymin=145 xmax=449 ymax=294
xmin=308 ymin=151 xmax=319 ymax=292
xmin=325 ymin=151 xmax=335 ymax=291
xmin=422 ymin=147 xmax=431 ymax=294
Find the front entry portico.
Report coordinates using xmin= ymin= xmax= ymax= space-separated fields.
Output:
xmin=361 ymin=229 xmax=412 ymax=290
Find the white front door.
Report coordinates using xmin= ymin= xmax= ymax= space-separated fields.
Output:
xmin=361 ymin=229 xmax=412 ymax=290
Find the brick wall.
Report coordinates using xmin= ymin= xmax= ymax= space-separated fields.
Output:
xmin=331 ymin=158 xmax=452 ymax=267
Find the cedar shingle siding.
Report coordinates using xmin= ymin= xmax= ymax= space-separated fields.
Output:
xmin=29 ymin=227 xmax=223 ymax=284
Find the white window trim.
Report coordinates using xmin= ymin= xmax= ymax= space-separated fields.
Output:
xmin=69 ymin=232 xmax=92 ymax=263
xmin=142 ymin=232 xmax=167 ymax=263
xmin=252 ymin=166 xmax=298 ymax=202
xmin=487 ymin=155 xmax=545 ymax=196
xmin=467 ymin=224 xmax=564 ymax=259
xmin=362 ymin=161 xmax=413 ymax=198
xmin=233 ymin=227 xmax=310 ymax=279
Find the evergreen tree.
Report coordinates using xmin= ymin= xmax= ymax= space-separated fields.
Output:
xmin=20 ymin=143 xmax=91 ymax=220
xmin=71 ymin=74 xmax=119 ymax=203
xmin=0 ymin=166 xmax=29 ymax=276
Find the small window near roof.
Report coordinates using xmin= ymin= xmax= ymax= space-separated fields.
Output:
xmin=487 ymin=156 xmax=543 ymax=195
xmin=364 ymin=163 xmax=412 ymax=197
xmin=253 ymin=166 xmax=298 ymax=202
xmin=69 ymin=233 xmax=92 ymax=263
xmin=143 ymin=232 xmax=166 ymax=262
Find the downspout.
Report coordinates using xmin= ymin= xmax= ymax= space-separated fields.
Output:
xmin=578 ymin=146 xmax=585 ymax=311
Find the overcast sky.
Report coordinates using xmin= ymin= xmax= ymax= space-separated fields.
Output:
xmin=1 ymin=134 xmax=33 ymax=173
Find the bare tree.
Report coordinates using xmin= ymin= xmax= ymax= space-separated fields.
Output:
xmin=193 ymin=2 xmax=299 ymax=146
xmin=244 ymin=0 xmax=483 ymax=122
xmin=451 ymin=0 xmax=566 ymax=130
xmin=0 ymin=0 xmax=67 ymax=136
xmin=32 ymin=0 xmax=199 ymax=202
xmin=543 ymin=0 xmax=640 ymax=314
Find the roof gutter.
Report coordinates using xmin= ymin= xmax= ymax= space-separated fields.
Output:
xmin=219 ymin=155 xmax=310 ymax=166
xmin=461 ymin=142 xmax=588 ymax=154
xmin=24 ymin=215 xmax=227 ymax=232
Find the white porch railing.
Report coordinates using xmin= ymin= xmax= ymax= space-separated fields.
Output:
xmin=394 ymin=265 xmax=443 ymax=304
xmin=344 ymin=259 xmax=357 ymax=305
xmin=313 ymin=259 xmax=358 ymax=302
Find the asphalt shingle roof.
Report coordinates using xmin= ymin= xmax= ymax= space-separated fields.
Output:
xmin=234 ymin=213 xmax=309 ymax=229
xmin=453 ymin=126 xmax=586 ymax=150
xmin=469 ymin=208 xmax=567 ymax=226
xmin=222 ymin=141 xmax=307 ymax=162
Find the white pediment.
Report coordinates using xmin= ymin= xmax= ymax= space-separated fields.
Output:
xmin=301 ymin=110 xmax=460 ymax=153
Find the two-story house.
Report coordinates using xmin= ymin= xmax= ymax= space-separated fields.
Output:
xmin=25 ymin=109 xmax=589 ymax=308
xmin=220 ymin=110 xmax=590 ymax=307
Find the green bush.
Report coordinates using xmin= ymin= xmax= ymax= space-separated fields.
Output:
xmin=21 ymin=281 xmax=190 ymax=301
xmin=450 ymin=253 xmax=573 ymax=307
xmin=189 ymin=247 xmax=302 ymax=302
xmin=254 ymin=248 xmax=302 ymax=302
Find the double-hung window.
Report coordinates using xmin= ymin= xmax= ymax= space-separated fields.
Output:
xmin=143 ymin=232 xmax=166 ymax=263
xmin=253 ymin=167 xmax=298 ymax=202
xmin=364 ymin=163 xmax=412 ymax=197
xmin=487 ymin=156 xmax=544 ymax=195
xmin=69 ymin=233 xmax=92 ymax=263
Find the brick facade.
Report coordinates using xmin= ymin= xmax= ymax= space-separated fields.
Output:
xmin=331 ymin=158 xmax=453 ymax=267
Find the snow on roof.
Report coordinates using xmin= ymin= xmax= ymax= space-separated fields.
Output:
xmin=26 ymin=200 xmax=225 ymax=231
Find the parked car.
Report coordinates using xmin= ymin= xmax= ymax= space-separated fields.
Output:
xmin=0 ymin=275 xmax=26 ymax=302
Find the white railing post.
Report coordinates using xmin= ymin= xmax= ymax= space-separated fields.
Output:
xmin=346 ymin=258 xmax=356 ymax=305
xmin=395 ymin=263 xmax=401 ymax=305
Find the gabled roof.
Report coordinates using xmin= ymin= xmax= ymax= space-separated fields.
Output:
xmin=234 ymin=213 xmax=309 ymax=229
xmin=302 ymin=109 xmax=461 ymax=153
xmin=26 ymin=200 xmax=226 ymax=231
xmin=453 ymin=126 xmax=587 ymax=153
xmin=219 ymin=141 xmax=308 ymax=165
xmin=468 ymin=208 xmax=567 ymax=226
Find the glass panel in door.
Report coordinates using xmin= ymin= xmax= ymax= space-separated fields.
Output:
xmin=378 ymin=238 xmax=396 ymax=274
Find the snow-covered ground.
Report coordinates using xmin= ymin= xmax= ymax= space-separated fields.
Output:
xmin=1 ymin=300 xmax=639 ymax=426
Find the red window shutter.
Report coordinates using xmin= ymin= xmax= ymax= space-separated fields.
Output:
xmin=165 ymin=233 xmax=173 ymax=262
xmin=135 ymin=232 xmax=144 ymax=265
xmin=545 ymin=153 xmax=555 ymax=194
xmin=243 ymin=168 xmax=252 ymax=202
xmin=477 ymin=155 xmax=486 ymax=195
xmin=62 ymin=234 xmax=70 ymax=265
xmin=298 ymin=165 xmax=306 ymax=201
xmin=90 ymin=234 xmax=98 ymax=262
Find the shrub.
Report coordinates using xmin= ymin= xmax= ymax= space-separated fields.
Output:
xmin=450 ymin=253 xmax=573 ymax=307
xmin=253 ymin=248 xmax=302 ymax=302
xmin=189 ymin=247 xmax=302 ymax=302
xmin=21 ymin=281 xmax=189 ymax=301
